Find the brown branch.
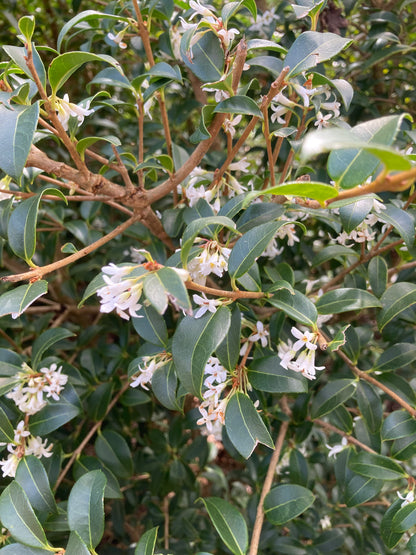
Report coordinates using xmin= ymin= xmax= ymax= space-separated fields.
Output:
xmin=249 ymin=397 xmax=291 ymax=555
xmin=312 ymin=418 xmax=377 ymax=454
xmin=186 ymin=281 xmax=267 ymax=299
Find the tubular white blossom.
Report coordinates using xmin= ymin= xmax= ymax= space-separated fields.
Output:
xmin=54 ymin=94 xmax=94 ymax=131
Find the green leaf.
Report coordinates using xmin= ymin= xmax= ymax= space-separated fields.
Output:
xmin=214 ymin=96 xmax=262 ymax=118
xmin=74 ymin=456 xmax=123 ymax=500
xmin=8 ymin=188 xmax=66 ymax=264
xmin=356 ymin=382 xmax=382 ymax=434
xmin=181 ymin=30 xmax=224 ymax=83
xmin=0 ymin=481 xmax=51 ymax=549
xmin=339 ymin=197 xmax=374 ymax=233
xmin=87 ymin=382 xmax=114 ymax=422
xmin=152 ymin=361 xmax=183 ymax=411
xmin=134 ymin=526 xmax=158 ymax=555
xmin=216 ymin=307 xmax=241 ymax=372
xmin=382 ymin=411 xmax=416 ymax=441
xmin=312 ymin=245 xmax=360 ymax=266
xmin=57 ymin=10 xmax=130 ymax=51
xmin=200 ymin=497 xmax=248 ymax=555
xmin=76 ymin=135 xmax=121 ymax=159
xmin=143 ymin=272 xmax=168 ymax=315
xmin=344 ymin=475 xmax=383 ymax=506
xmin=0 ymin=405 xmax=15 ymax=443
xmin=29 ymin=398 xmax=80 ymax=436
xmin=15 ymin=456 xmax=57 ymax=515
xmin=181 ymin=216 xmax=236 ymax=268
xmin=0 ymin=102 xmax=39 ymax=180
xmin=248 ymin=356 xmax=308 ymax=393
xmin=0 ymin=545 xmax=51 ymax=554
xmin=246 ymin=39 xmax=287 ymax=54
xmin=67 ymin=470 xmax=106 ymax=550
xmin=0 ymin=281 xmax=48 ymax=319
xmin=327 ymin=324 xmax=350 ymax=353
xmin=247 ymin=56 xmax=283 ymax=77
xmin=31 ymin=328 xmax=74 ymax=371
xmin=0 ymin=377 xmax=21 ymax=396
xmin=172 ymin=307 xmax=231 ymax=397
xmin=374 ymin=343 xmax=416 ymax=373
xmin=228 ymin=221 xmax=293 ymax=280
xmin=315 ymin=288 xmax=382 ymax=315
xmin=155 ymin=267 xmax=191 ymax=312
xmin=391 ymin=433 xmax=416 ymax=460
xmin=348 ymin=452 xmax=407 ymax=481
xmin=368 ymin=256 xmax=388 ymax=298
xmin=132 ymin=305 xmax=168 ymax=347
xmin=65 ymin=532 xmax=91 ymax=555
xmin=264 ymin=484 xmax=315 ymax=525
xmin=377 ymin=204 xmax=415 ymax=251
xmin=18 ymin=16 xmax=35 ymax=43
xmin=146 ymin=62 xmax=182 ymax=83
xmin=311 ymin=379 xmax=357 ymax=419
xmin=267 ymin=289 xmax=318 ymax=327
xmin=224 ymin=392 xmax=274 ymax=458
xmin=377 ymin=282 xmax=416 ymax=330
xmin=260 ymin=181 xmax=338 ymax=203
xmin=312 ymin=73 xmax=354 ymax=110
xmin=392 ymin=502 xmax=416 ymax=532
xmin=381 ymin=499 xmax=404 ymax=549
xmin=3 ymin=45 xmax=46 ymax=90
xmin=49 ymin=52 xmax=124 ymax=93
xmin=284 ymin=31 xmax=352 ymax=77
xmin=94 ymin=430 xmax=133 ymax=479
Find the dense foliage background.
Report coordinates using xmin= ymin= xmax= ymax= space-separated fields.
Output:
xmin=1 ymin=0 xmax=416 ymax=553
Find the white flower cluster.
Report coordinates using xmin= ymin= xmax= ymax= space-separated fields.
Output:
xmin=197 ymin=357 xmax=228 ymax=440
xmin=97 ymin=263 xmax=144 ymax=320
xmin=188 ymin=240 xmax=231 ymax=285
xmin=278 ymin=327 xmax=325 ymax=380
xmin=53 ymin=93 xmax=94 ymax=131
xmin=130 ymin=353 xmax=171 ymax=390
xmin=7 ymin=362 xmax=68 ymax=415
xmin=0 ymin=421 xmax=53 ymax=478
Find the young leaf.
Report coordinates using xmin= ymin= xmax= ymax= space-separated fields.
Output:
xmin=134 ymin=526 xmax=158 ymax=555
xmin=15 ymin=456 xmax=57 ymax=515
xmin=172 ymin=306 xmax=231 ymax=397
xmin=8 ymin=188 xmax=66 ymax=264
xmin=200 ymin=497 xmax=248 ymax=555
xmin=0 ymin=481 xmax=51 ymax=549
xmin=0 ymin=281 xmax=48 ymax=319
xmin=261 ymin=181 xmax=338 ymax=203
xmin=224 ymin=392 xmax=274 ymax=458
xmin=0 ymin=102 xmax=39 ymax=180
xmin=264 ymin=484 xmax=315 ymax=525
xmin=67 ymin=470 xmax=107 ymax=550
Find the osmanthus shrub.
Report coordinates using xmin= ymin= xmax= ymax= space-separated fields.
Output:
xmin=0 ymin=0 xmax=416 ymax=553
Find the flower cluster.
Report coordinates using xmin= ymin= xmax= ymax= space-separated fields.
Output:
xmin=188 ymin=240 xmax=231 ymax=285
xmin=278 ymin=327 xmax=325 ymax=380
xmin=0 ymin=421 xmax=53 ymax=478
xmin=7 ymin=362 xmax=68 ymax=415
xmin=130 ymin=353 xmax=171 ymax=390
xmin=97 ymin=263 xmax=144 ymax=320
xmin=52 ymin=93 xmax=94 ymax=131
xmin=196 ymin=357 xmax=228 ymax=440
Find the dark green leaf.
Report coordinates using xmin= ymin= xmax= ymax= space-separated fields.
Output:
xmin=381 ymin=499 xmax=404 ymax=549
xmin=368 ymin=256 xmax=388 ymax=298
xmin=377 ymin=282 xmax=416 ymax=330
xmin=15 ymin=456 xmax=57 ymax=514
xmin=392 ymin=502 xmax=416 ymax=533
xmin=65 ymin=532 xmax=90 ymax=555
xmin=344 ymin=475 xmax=383 ymax=506
xmin=316 ymin=288 xmax=382 ymax=314
xmin=373 ymin=343 xmax=416 ymax=372
xmin=267 ymin=289 xmax=318 ymax=327
xmin=349 ymin=452 xmax=407 ymax=480
xmin=216 ymin=307 xmax=241 ymax=372
xmin=356 ymin=382 xmax=382 ymax=434
xmin=248 ymin=356 xmax=308 ymax=393
xmin=94 ymin=430 xmax=133 ymax=479
xmin=200 ymin=497 xmax=248 ymax=555
xmin=339 ymin=197 xmax=374 ymax=233
xmin=152 ymin=361 xmax=183 ymax=411
xmin=311 ymin=379 xmax=357 ymax=419
xmin=0 ymin=281 xmax=48 ymax=319
xmin=264 ymin=484 xmax=315 ymax=524
xmin=382 ymin=411 xmax=416 ymax=441
xmin=134 ymin=526 xmax=158 ymax=555
xmin=181 ymin=31 xmax=224 ymax=83
xmin=31 ymin=328 xmax=74 ymax=371
xmin=378 ymin=204 xmax=415 ymax=251
xmin=132 ymin=304 xmax=168 ymax=347
xmin=214 ymin=95 xmax=262 ymax=118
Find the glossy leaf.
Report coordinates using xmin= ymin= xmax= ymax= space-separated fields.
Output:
xmin=381 ymin=499 xmax=404 ymax=549
xmin=18 ymin=16 xmax=35 ymax=42
xmin=94 ymin=430 xmax=133 ymax=479
xmin=224 ymin=392 xmax=274 ymax=458
xmin=29 ymin=400 xmax=80 ymax=436
xmin=315 ymin=288 xmax=382 ymax=314
xmin=311 ymin=379 xmax=357 ymax=419
xmin=216 ymin=307 xmax=241 ymax=372
xmin=0 ymin=102 xmax=39 ymax=180
xmin=344 ymin=475 xmax=383 ymax=507
xmin=267 ymin=289 xmax=318 ymax=327
xmin=155 ymin=267 xmax=191 ymax=312
xmin=67 ymin=470 xmax=106 ymax=550
xmin=152 ymin=361 xmax=183 ymax=411
xmin=134 ymin=526 xmax=158 ymax=555
xmin=76 ymin=135 xmax=121 ymax=159
xmin=312 ymin=245 xmax=360 ymax=266
xmin=392 ymin=502 xmax=416 ymax=532
xmin=181 ymin=30 xmax=224 ymax=83
xmin=0 ymin=481 xmax=51 ymax=549
xmin=0 ymin=281 xmax=48 ymax=319
xmin=368 ymin=256 xmax=388 ymax=298
xmin=381 ymin=411 xmax=416 ymax=441
xmin=15 ymin=456 xmax=57 ymax=514
xmin=264 ymin=484 xmax=315 ymax=525
xmin=261 ymin=181 xmax=338 ymax=203
xmin=373 ymin=343 xmax=416 ymax=373
xmin=146 ymin=62 xmax=182 ymax=82
xmin=349 ymin=452 xmax=407 ymax=480
xmin=228 ymin=221 xmax=296 ymax=279
xmin=73 ymin=456 xmax=123 ymax=500
xmin=0 ymin=545 xmax=51 ymax=554
xmin=2 ymin=45 xmax=46 ymax=90
xmin=377 ymin=204 xmax=415 ymax=251
xmin=65 ymin=532 xmax=90 ymax=555
xmin=284 ymin=31 xmax=352 ymax=77
xmin=377 ymin=282 xmax=416 ymax=330
xmin=356 ymin=382 xmax=382 ymax=434
xmin=31 ymin=328 xmax=74 ymax=371
xmin=143 ymin=272 xmax=168 ymax=315
xmin=247 ymin=55 xmax=283 ymax=77
xmin=172 ymin=306 xmax=231 ymax=397
xmin=8 ymin=188 xmax=66 ymax=264
xmin=214 ymin=96 xmax=262 ymax=118
xmin=49 ymin=52 xmax=124 ymax=93
xmin=248 ymin=356 xmax=308 ymax=393
xmin=339 ymin=197 xmax=374 ymax=233
xmin=132 ymin=305 xmax=168 ymax=347
xmin=200 ymin=497 xmax=248 ymax=555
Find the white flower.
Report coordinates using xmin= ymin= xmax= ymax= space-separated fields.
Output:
xmin=277 ymin=220 xmax=300 ymax=246
xmin=326 ymin=436 xmax=348 ymax=458
xmin=13 ymin=421 xmax=31 ymax=443
xmin=189 ymin=0 xmax=216 ymax=20
xmin=320 ymin=515 xmax=332 ymax=530
xmin=185 ymin=183 xmax=214 ymax=206
xmin=188 ymin=241 xmax=231 ymax=284
xmin=217 ymin=27 xmax=239 ymax=48
xmin=130 ymin=354 xmax=171 ymax=390
xmin=40 ymin=363 xmax=68 ymax=400
xmin=291 ymin=327 xmax=317 ymax=352
xmin=0 ymin=453 xmax=19 ymax=478
xmin=314 ymin=111 xmax=332 ymax=129
xmin=398 ymin=490 xmax=415 ymax=507
xmin=203 ymin=356 xmax=227 ymax=385
xmin=292 ymin=83 xmax=318 ymax=107
xmin=26 ymin=436 xmax=53 ymax=458
xmin=107 ymin=30 xmax=127 ymax=49
xmin=320 ymin=100 xmax=340 ymax=118
xmin=228 ymin=157 xmax=250 ymax=172
xmin=249 ymin=321 xmax=269 ymax=348
xmin=193 ymin=293 xmax=222 ymax=318
xmin=223 ymin=115 xmax=242 ymax=138
xmin=97 ymin=265 xmax=144 ymax=320
xmin=54 ymin=94 xmax=94 ymax=131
